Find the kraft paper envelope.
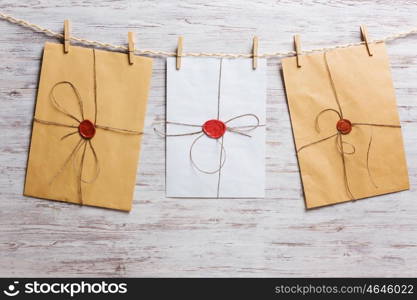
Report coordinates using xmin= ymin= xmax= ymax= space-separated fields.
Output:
xmin=166 ymin=57 xmax=266 ymax=198
xmin=24 ymin=42 xmax=153 ymax=211
xmin=282 ymin=42 xmax=409 ymax=208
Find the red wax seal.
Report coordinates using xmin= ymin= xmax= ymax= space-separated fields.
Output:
xmin=78 ymin=119 xmax=96 ymax=139
xmin=336 ymin=119 xmax=352 ymax=135
xmin=202 ymin=119 xmax=227 ymax=139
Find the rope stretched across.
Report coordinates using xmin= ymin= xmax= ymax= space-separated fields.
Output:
xmin=1 ymin=11 xmax=416 ymax=58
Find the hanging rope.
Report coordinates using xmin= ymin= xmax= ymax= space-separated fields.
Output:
xmin=1 ymin=11 xmax=417 ymax=58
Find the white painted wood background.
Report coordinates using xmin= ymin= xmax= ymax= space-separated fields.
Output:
xmin=0 ymin=0 xmax=416 ymax=277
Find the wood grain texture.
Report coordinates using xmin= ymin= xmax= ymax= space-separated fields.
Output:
xmin=0 ymin=0 xmax=416 ymax=277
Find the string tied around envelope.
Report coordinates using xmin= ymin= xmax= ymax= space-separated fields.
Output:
xmin=155 ymin=58 xmax=265 ymax=197
xmin=33 ymin=49 xmax=143 ymax=205
xmin=296 ymin=52 xmax=401 ymax=200
xmin=154 ymin=114 xmax=264 ymax=174
xmin=2 ymin=11 xmax=417 ymax=59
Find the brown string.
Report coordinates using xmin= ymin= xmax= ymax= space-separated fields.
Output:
xmin=50 ymin=81 xmax=84 ymax=123
xmin=60 ymin=130 xmax=79 ymax=141
xmin=159 ymin=114 xmax=264 ymax=175
xmin=324 ymin=52 xmax=344 ymax=118
xmin=336 ymin=133 xmax=354 ymax=200
xmin=216 ymin=59 xmax=223 ymax=197
xmin=296 ymin=133 xmax=338 ymax=153
xmin=352 ymin=122 xmax=401 ymax=128
xmin=158 ymin=115 xmax=264 ymax=138
xmin=153 ymin=121 xmax=202 ymax=137
xmin=156 ymin=59 xmax=264 ymax=197
xmin=216 ymin=136 xmax=224 ymax=198
xmin=48 ymin=138 xmax=84 ymax=186
xmin=366 ymin=127 xmax=378 ymax=189
xmin=33 ymin=48 xmax=142 ymax=205
xmin=93 ymin=49 xmax=98 ymax=125
xmin=315 ymin=109 xmax=341 ymax=133
xmin=78 ymin=140 xmax=100 ymax=184
xmin=217 ymin=59 xmax=223 ymax=120
xmin=33 ymin=118 xmax=78 ymax=128
xmin=78 ymin=141 xmax=87 ymax=202
xmin=189 ymin=133 xmax=227 ymax=174
xmin=335 ymin=134 xmax=356 ymax=155
xmin=95 ymin=124 xmax=143 ymax=135
xmin=296 ymin=52 xmax=402 ymax=200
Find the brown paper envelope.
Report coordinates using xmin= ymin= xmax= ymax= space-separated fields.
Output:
xmin=282 ymin=42 xmax=409 ymax=208
xmin=24 ymin=42 xmax=153 ymax=211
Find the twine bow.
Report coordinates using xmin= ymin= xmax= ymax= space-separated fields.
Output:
xmin=161 ymin=113 xmax=263 ymax=174
xmin=296 ymin=52 xmax=401 ymax=200
xmin=33 ymin=49 xmax=142 ymax=204
xmin=157 ymin=58 xmax=265 ymax=197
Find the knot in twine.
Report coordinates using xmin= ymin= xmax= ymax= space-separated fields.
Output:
xmin=155 ymin=113 xmax=264 ymax=174
xmin=33 ymin=49 xmax=142 ymax=204
xmin=296 ymin=52 xmax=401 ymax=200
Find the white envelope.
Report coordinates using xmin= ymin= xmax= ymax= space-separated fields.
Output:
xmin=166 ymin=57 xmax=266 ymax=198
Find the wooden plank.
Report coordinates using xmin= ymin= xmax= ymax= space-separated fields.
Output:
xmin=0 ymin=0 xmax=416 ymax=277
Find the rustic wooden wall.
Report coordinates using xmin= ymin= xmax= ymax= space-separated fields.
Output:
xmin=0 ymin=0 xmax=416 ymax=277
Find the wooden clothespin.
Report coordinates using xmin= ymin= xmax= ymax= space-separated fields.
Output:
xmin=128 ymin=32 xmax=135 ymax=65
xmin=252 ymin=36 xmax=259 ymax=70
xmin=360 ymin=25 xmax=373 ymax=56
xmin=176 ymin=36 xmax=183 ymax=70
xmin=294 ymin=34 xmax=302 ymax=68
xmin=63 ymin=20 xmax=70 ymax=53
